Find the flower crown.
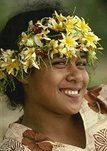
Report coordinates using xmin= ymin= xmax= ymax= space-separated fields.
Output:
xmin=0 ymin=11 xmax=102 ymax=93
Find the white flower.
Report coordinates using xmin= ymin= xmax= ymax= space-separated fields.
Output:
xmin=34 ymin=36 xmax=43 ymax=47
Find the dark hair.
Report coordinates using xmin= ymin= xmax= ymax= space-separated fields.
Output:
xmin=0 ymin=4 xmax=69 ymax=108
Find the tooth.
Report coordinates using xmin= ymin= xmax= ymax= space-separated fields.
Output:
xmin=74 ymin=91 xmax=77 ymax=94
xmin=75 ymin=91 xmax=77 ymax=94
xmin=72 ymin=91 xmax=75 ymax=95
xmin=71 ymin=91 xmax=74 ymax=95
xmin=63 ymin=90 xmax=78 ymax=95
xmin=65 ymin=90 xmax=68 ymax=94
xmin=68 ymin=90 xmax=71 ymax=95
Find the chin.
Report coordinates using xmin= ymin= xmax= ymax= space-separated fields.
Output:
xmin=67 ymin=103 xmax=82 ymax=115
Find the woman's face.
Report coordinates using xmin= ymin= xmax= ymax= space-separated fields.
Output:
xmin=25 ymin=53 xmax=89 ymax=115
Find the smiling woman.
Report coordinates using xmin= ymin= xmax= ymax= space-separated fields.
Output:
xmin=0 ymin=1 xmax=107 ymax=151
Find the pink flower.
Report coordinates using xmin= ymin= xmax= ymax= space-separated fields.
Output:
xmin=85 ymin=86 xmax=107 ymax=114
xmin=33 ymin=24 xmax=43 ymax=34
xmin=22 ymin=129 xmax=53 ymax=151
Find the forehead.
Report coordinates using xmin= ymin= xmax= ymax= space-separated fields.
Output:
xmin=40 ymin=52 xmax=88 ymax=68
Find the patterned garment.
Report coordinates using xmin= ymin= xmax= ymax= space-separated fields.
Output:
xmin=0 ymin=100 xmax=107 ymax=151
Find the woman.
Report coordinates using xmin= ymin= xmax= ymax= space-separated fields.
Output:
xmin=0 ymin=4 xmax=107 ymax=151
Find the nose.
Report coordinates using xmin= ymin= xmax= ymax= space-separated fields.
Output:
xmin=66 ymin=65 xmax=83 ymax=83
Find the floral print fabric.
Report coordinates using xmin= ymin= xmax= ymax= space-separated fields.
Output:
xmin=93 ymin=129 xmax=107 ymax=151
xmin=0 ymin=138 xmax=24 ymax=151
xmin=22 ymin=129 xmax=53 ymax=151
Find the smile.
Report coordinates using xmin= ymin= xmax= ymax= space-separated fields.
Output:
xmin=59 ymin=89 xmax=80 ymax=97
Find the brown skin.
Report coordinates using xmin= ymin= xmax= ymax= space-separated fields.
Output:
xmin=21 ymin=54 xmax=89 ymax=148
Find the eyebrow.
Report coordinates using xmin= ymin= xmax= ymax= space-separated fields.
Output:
xmin=52 ymin=57 xmax=66 ymax=62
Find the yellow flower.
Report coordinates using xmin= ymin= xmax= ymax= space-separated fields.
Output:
xmin=59 ymin=47 xmax=68 ymax=56
xmin=26 ymin=38 xmax=34 ymax=47
xmin=1 ymin=59 xmax=19 ymax=75
xmin=60 ymin=33 xmax=78 ymax=48
xmin=20 ymin=47 xmax=39 ymax=72
xmin=76 ymin=17 xmax=91 ymax=32
xmin=20 ymin=47 xmax=35 ymax=60
xmin=49 ymin=40 xmax=59 ymax=53
xmin=66 ymin=50 xmax=74 ymax=58
xmin=64 ymin=16 xmax=77 ymax=32
xmin=1 ymin=49 xmax=13 ymax=59
xmin=58 ymin=47 xmax=76 ymax=58
xmin=83 ymin=32 xmax=100 ymax=48
xmin=21 ymin=59 xmax=39 ymax=73
xmin=0 ymin=49 xmax=19 ymax=75
xmin=54 ymin=11 xmax=66 ymax=22
xmin=19 ymin=32 xmax=28 ymax=46
xmin=48 ymin=18 xmax=64 ymax=31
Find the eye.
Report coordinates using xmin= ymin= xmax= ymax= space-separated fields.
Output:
xmin=76 ymin=60 xmax=87 ymax=69
xmin=52 ymin=59 xmax=67 ymax=68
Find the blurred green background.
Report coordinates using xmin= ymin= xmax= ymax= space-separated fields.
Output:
xmin=0 ymin=0 xmax=107 ymax=86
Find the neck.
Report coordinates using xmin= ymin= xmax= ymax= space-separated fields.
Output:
xmin=21 ymin=94 xmax=86 ymax=148
xmin=21 ymin=100 xmax=86 ymax=148
xmin=22 ymin=101 xmax=80 ymax=138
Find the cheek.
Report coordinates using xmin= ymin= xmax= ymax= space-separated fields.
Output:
xmin=29 ymin=70 xmax=60 ymax=92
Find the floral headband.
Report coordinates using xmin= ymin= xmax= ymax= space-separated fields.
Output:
xmin=0 ymin=11 xmax=102 ymax=93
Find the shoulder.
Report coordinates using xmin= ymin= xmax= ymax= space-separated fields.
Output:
xmin=80 ymin=99 xmax=107 ymax=128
